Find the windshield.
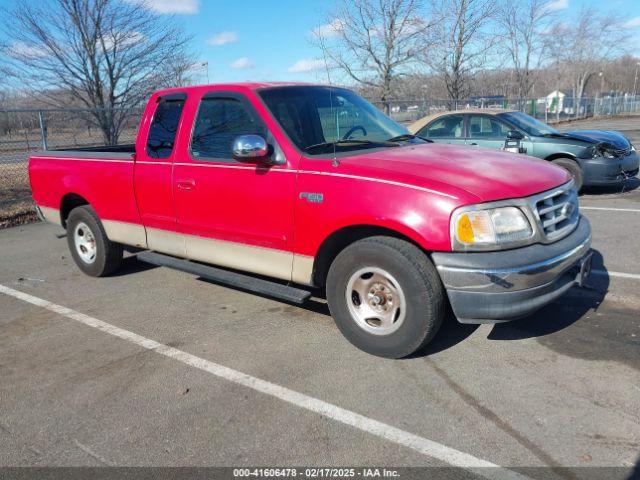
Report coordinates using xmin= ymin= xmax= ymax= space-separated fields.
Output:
xmin=258 ymin=86 xmax=409 ymax=155
xmin=497 ymin=111 xmax=558 ymax=137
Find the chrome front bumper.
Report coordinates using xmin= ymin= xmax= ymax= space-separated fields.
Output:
xmin=432 ymin=216 xmax=592 ymax=323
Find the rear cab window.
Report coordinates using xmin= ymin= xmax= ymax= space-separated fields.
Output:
xmin=146 ymin=94 xmax=186 ymax=158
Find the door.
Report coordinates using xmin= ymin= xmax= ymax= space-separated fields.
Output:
xmin=172 ymin=91 xmax=296 ymax=281
xmin=415 ymin=114 xmax=466 ymax=145
xmin=134 ymin=93 xmax=187 ymax=255
xmin=466 ymin=114 xmax=512 ymax=149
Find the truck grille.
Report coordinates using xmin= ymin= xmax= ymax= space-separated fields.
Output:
xmin=533 ymin=183 xmax=579 ymax=241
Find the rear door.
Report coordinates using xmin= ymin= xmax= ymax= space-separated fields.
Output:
xmin=172 ymin=91 xmax=297 ymax=281
xmin=415 ymin=114 xmax=466 ymax=145
xmin=134 ymin=92 xmax=187 ymax=255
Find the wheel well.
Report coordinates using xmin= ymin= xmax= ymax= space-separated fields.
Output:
xmin=312 ymin=225 xmax=423 ymax=287
xmin=60 ymin=194 xmax=89 ymax=228
xmin=545 ymin=153 xmax=577 ymax=163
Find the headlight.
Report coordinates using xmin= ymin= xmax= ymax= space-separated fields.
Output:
xmin=452 ymin=206 xmax=533 ymax=251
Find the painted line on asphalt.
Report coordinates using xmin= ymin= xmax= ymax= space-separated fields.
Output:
xmin=581 ymin=206 xmax=640 ymax=213
xmin=593 ymin=269 xmax=640 ymax=280
xmin=0 ymin=284 xmax=529 ymax=480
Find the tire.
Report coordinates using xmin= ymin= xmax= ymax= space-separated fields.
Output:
xmin=326 ymin=236 xmax=445 ymax=358
xmin=552 ymin=157 xmax=583 ymax=191
xmin=66 ymin=205 xmax=123 ymax=277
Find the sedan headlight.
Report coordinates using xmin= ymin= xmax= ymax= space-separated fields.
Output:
xmin=451 ymin=206 xmax=533 ymax=251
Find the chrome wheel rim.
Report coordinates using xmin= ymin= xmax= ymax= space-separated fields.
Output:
xmin=345 ymin=267 xmax=406 ymax=336
xmin=74 ymin=222 xmax=97 ymax=264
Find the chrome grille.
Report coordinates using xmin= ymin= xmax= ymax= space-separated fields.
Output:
xmin=534 ymin=184 xmax=579 ymax=241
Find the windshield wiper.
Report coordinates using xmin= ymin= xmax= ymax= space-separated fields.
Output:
xmin=303 ymin=139 xmax=400 ymax=153
xmin=386 ymin=133 xmax=433 ymax=143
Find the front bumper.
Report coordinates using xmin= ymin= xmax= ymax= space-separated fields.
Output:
xmin=431 ymin=216 xmax=592 ymax=323
xmin=581 ymin=150 xmax=639 ymax=186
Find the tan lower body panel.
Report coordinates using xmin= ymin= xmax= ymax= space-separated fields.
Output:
xmin=35 ymin=206 xmax=314 ymax=285
xmin=103 ymin=220 xmax=148 ymax=248
xmin=146 ymin=227 xmax=314 ymax=285
xmin=39 ymin=206 xmax=62 ymax=226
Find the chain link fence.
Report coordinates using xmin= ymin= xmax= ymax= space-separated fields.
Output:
xmin=375 ymin=95 xmax=640 ymax=124
xmin=0 ymin=108 xmax=140 ymax=227
xmin=1 ymin=96 xmax=639 ymax=228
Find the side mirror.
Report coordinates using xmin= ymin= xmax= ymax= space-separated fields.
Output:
xmin=232 ymin=135 xmax=270 ymax=161
xmin=507 ymin=130 xmax=524 ymax=140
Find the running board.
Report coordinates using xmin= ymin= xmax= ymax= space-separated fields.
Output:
xmin=136 ymin=251 xmax=312 ymax=304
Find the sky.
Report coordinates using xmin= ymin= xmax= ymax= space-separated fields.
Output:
xmin=1 ymin=0 xmax=639 ymax=85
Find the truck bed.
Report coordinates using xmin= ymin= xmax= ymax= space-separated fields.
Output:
xmin=36 ymin=144 xmax=135 ymax=158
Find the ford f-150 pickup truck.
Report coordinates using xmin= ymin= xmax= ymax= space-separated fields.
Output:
xmin=29 ymin=83 xmax=593 ymax=358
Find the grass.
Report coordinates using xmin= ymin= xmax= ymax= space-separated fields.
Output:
xmin=0 ymin=162 xmax=37 ymax=229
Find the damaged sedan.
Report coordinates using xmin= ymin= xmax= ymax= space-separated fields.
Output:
xmin=409 ymin=110 xmax=639 ymax=190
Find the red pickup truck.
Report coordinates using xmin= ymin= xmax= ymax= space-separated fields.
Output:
xmin=29 ymin=83 xmax=593 ymax=358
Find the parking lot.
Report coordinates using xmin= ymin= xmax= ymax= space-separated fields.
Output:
xmin=1 ymin=117 xmax=639 ymax=479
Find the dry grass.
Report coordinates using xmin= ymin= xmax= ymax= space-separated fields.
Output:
xmin=0 ymin=162 xmax=37 ymax=229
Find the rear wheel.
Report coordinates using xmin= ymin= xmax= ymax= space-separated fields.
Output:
xmin=552 ymin=157 xmax=583 ymax=191
xmin=66 ymin=205 xmax=123 ymax=277
xmin=326 ymin=236 xmax=445 ymax=358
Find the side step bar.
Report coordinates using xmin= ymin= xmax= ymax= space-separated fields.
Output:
xmin=137 ymin=251 xmax=312 ymax=305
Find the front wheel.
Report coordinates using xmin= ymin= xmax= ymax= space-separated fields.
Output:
xmin=552 ymin=157 xmax=583 ymax=191
xmin=326 ymin=236 xmax=445 ymax=358
xmin=66 ymin=205 xmax=123 ymax=277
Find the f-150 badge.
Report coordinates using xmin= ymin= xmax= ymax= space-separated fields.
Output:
xmin=299 ymin=192 xmax=324 ymax=203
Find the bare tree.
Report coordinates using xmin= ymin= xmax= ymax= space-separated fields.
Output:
xmin=1 ymin=0 xmax=193 ymax=144
xmin=496 ymin=0 xmax=553 ymax=101
xmin=547 ymin=9 xmax=630 ymax=117
xmin=427 ymin=0 xmax=495 ymax=106
xmin=314 ymin=0 xmax=434 ymax=113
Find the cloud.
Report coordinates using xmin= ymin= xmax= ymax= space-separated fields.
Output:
xmin=230 ymin=57 xmax=252 ymax=69
xmin=311 ymin=19 xmax=345 ymax=38
xmin=288 ymin=58 xmax=326 ymax=73
xmin=102 ymin=31 xmax=145 ymax=51
xmin=623 ymin=17 xmax=640 ymax=28
xmin=7 ymin=42 xmax=48 ymax=59
xmin=208 ymin=31 xmax=239 ymax=46
xmin=124 ymin=0 xmax=199 ymax=14
xmin=545 ymin=0 xmax=569 ymax=11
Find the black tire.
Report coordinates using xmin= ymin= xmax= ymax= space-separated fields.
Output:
xmin=552 ymin=157 xmax=583 ymax=191
xmin=326 ymin=236 xmax=445 ymax=358
xmin=66 ymin=205 xmax=123 ymax=277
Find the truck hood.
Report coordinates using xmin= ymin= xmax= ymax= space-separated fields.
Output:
xmin=341 ymin=143 xmax=570 ymax=203
xmin=561 ymin=130 xmax=631 ymax=150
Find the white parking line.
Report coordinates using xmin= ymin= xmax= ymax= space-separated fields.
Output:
xmin=581 ymin=206 xmax=640 ymax=213
xmin=0 ymin=283 xmax=528 ymax=480
xmin=593 ymin=269 xmax=640 ymax=280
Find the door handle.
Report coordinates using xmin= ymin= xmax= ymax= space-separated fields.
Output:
xmin=177 ymin=179 xmax=196 ymax=191
xmin=470 ymin=143 xmax=478 ymax=146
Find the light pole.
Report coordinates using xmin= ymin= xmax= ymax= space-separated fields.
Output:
xmin=633 ymin=62 xmax=640 ymax=99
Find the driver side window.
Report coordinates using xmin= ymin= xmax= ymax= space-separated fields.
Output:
xmin=468 ymin=115 xmax=511 ymax=138
xmin=190 ymin=97 xmax=264 ymax=161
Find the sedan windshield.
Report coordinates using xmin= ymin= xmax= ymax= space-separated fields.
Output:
xmin=497 ymin=111 xmax=558 ymax=137
xmin=258 ymin=86 xmax=412 ymax=155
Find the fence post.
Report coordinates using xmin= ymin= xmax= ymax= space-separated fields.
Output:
xmin=37 ymin=110 xmax=48 ymax=150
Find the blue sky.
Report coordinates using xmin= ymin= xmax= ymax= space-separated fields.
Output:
xmin=2 ymin=0 xmax=639 ymax=84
